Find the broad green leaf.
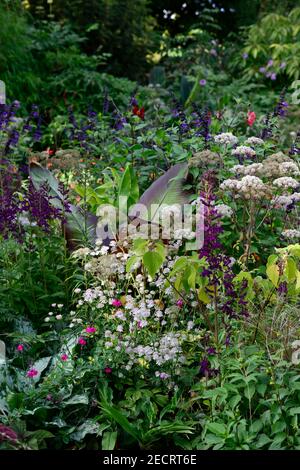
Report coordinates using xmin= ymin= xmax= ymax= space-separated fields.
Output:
xmin=143 ymin=251 xmax=164 ymax=278
xmin=102 ymin=431 xmax=118 ymax=450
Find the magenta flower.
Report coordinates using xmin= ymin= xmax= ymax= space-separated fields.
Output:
xmin=112 ymin=299 xmax=122 ymax=307
xmin=176 ymin=299 xmax=184 ymax=308
xmin=17 ymin=344 xmax=24 ymax=352
xmin=27 ymin=368 xmax=38 ymax=378
xmin=60 ymin=353 xmax=68 ymax=361
xmin=85 ymin=326 xmax=96 ymax=334
xmin=78 ymin=337 xmax=86 ymax=346
xmin=104 ymin=367 xmax=112 ymax=374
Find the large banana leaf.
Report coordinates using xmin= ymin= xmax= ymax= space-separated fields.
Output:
xmin=29 ymin=162 xmax=97 ymax=249
xmin=132 ymin=162 xmax=191 ymax=222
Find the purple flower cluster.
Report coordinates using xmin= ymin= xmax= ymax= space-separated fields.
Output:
xmin=258 ymin=59 xmax=286 ymax=81
xmin=273 ymin=90 xmax=288 ymax=118
xmin=22 ymin=104 xmax=42 ymax=142
xmin=0 ymin=160 xmax=24 ymax=240
xmin=113 ymin=111 xmax=127 ymax=131
xmin=171 ymin=97 xmax=189 ymax=134
xmin=192 ymin=105 xmax=212 ymax=147
xmin=67 ymin=106 xmax=98 ymax=150
xmin=198 ymin=173 xmax=249 ymax=317
xmin=22 ymin=181 xmax=70 ymax=233
xmin=0 ymin=101 xmax=21 ymax=155
xmin=0 ymin=159 xmax=71 ymax=240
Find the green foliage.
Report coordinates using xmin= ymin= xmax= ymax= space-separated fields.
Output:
xmin=243 ymin=7 xmax=300 ymax=81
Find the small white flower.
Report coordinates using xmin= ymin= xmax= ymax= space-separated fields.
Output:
xmin=56 ymin=314 xmax=63 ymax=320
xmin=74 ymin=288 xmax=81 ymax=294
xmin=45 ymin=317 xmax=50 ymax=322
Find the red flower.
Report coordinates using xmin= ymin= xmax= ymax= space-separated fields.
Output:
xmin=132 ymin=106 xmax=145 ymax=120
xmin=247 ymin=111 xmax=256 ymax=126
xmin=104 ymin=367 xmax=112 ymax=374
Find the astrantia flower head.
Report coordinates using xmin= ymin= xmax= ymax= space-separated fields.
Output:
xmin=245 ymin=137 xmax=264 ymax=146
xmin=78 ymin=337 xmax=87 ymax=346
xmin=60 ymin=353 xmax=68 ymax=361
xmin=104 ymin=367 xmax=112 ymax=374
xmin=273 ymin=177 xmax=299 ymax=189
xmin=214 ymin=132 xmax=238 ymax=145
xmin=16 ymin=344 xmax=24 ymax=352
xmin=232 ymin=146 xmax=256 ymax=158
xmin=112 ymin=299 xmax=122 ymax=307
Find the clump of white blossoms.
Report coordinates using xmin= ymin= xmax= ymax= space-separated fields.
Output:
xmin=271 ymin=193 xmax=300 ymax=209
xmin=220 ymin=175 xmax=271 ymax=200
xmin=263 ymin=152 xmax=295 ymax=178
xmin=273 ymin=177 xmax=299 ymax=189
xmin=282 ymin=229 xmax=300 ymax=239
xmin=214 ymin=132 xmax=238 ymax=145
xmin=232 ymin=163 xmax=263 ymax=176
xmin=231 ymin=146 xmax=256 ymax=158
xmin=244 ymin=137 xmax=264 ymax=146
xmin=278 ymin=162 xmax=300 ymax=176
xmin=215 ymin=204 xmax=233 ymax=218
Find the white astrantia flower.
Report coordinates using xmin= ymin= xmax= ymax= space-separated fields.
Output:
xmin=221 ymin=175 xmax=270 ymax=200
xmin=273 ymin=177 xmax=299 ymax=189
xmin=245 ymin=137 xmax=264 ymax=146
xmin=282 ymin=229 xmax=300 ymax=239
xmin=215 ymin=204 xmax=233 ymax=217
xmin=231 ymin=163 xmax=263 ymax=176
xmin=278 ymin=161 xmax=300 ymax=176
xmin=231 ymin=146 xmax=256 ymax=158
xmin=214 ymin=132 xmax=238 ymax=145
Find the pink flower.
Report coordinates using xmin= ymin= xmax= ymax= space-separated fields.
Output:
xmin=85 ymin=326 xmax=96 ymax=334
xmin=104 ymin=367 xmax=112 ymax=374
xmin=27 ymin=368 xmax=38 ymax=378
xmin=78 ymin=337 xmax=86 ymax=346
xmin=176 ymin=299 xmax=184 ymax=308
xmin=17 ymin=344 xmax=24 ymax=352
xmin=60 ymin=354 xmax=68 ymax=361
xmin=112 ymin=299 xmax=122 ymax=307
xmin=247 ymin=111 xmax=256 ymax=127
